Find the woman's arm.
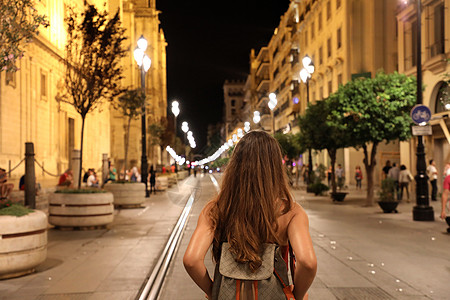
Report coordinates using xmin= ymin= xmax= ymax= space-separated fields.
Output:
xmin=183 ymin=204 xmax=215 ymax=298
xmin=287 ymin=204 xmax=317 ymax=300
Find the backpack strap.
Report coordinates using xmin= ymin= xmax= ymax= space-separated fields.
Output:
xmin=236 ymin=279 xmax=241 ymax=300
xmin=253 ymin=281 xmax=258 ymax=300
xmin=288 ymin=241 xmax=296 ymax=285
xmin=274 ymin=269 xmax=296 ymax=300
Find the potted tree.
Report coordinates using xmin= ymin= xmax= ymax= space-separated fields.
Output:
xmin=378 ymin=178 xmax=399 ymax=213
xmin=0 ymin=0 xmax=48 ymax=279
xmin=105 ymin=89 xmax=146 ymax=207
xmin=49 ymin=4 xmax=127 ymax=228
xmin=298 ymin=98 xmax=352 ymax=202
xmin=307 ymin=164 xmax=329 ymax=196
xmin=329 ymin=71 xmax=416 ymax=206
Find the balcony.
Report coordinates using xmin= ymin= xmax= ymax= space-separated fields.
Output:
xmin=256 ymin=77 xmax=270 ymax=93
xmin=256 ymin=61 xmax=270 ymax=77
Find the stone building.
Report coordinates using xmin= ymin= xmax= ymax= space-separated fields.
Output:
xmin=397 ymin=0 xmax=449 ymax=188
xmin=0 ymin=0 xmax=167 ymax=187
xmin=223 ymin=80 xmax=245 ymax=139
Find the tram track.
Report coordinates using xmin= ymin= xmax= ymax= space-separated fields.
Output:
xmin=136 ymin=187 xmax=198 ymax=300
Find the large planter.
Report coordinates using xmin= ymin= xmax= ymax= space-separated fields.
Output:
xmin=378 ymin=201 xmax=399 ymax=213
xmin=0 ymin=210 xmax=47 ymax=279
xmin=155 ymin=176 xmax=168 ymax=191
xmin=49 ymin=192 xmax=114 ymax=228
xmin=168 ymin=174 xmax=177 ymax=187
xmin=177 ymin=170 xmax=189 ymax=180
xmin=331 ymin=192 xmax=348 ymax=202
xmin=104 ymin=183 xmax=146 ymax=207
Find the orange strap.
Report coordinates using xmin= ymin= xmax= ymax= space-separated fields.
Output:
xmin=274 ymin=269 xmax=296 ymax=300
xmin=236 ymin=279 xmax=241 ymax=300
xmin=253 ymin=281 xmax=258 ymax=300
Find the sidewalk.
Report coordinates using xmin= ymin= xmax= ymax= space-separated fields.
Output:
xmin=292 ymin=185 xmax=449 ymax=300
xmin=0 ymin=176 xmax=199 ymax=300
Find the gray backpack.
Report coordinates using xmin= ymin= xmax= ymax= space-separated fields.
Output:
xmin=211 ymin=243 xmax=295 ymax=300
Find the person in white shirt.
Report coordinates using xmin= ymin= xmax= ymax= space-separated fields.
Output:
xmin=388 ymin=163 xmax=400 ymax=200
xmin=427 ymin=159 xmax=438 ymax=201
xmin=399 ymin=165 xmax=413 ymax=202
xmin=87 ymin=170 xmax=99 ymax=187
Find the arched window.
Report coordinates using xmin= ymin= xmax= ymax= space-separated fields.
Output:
xmin=231 ymin=99 xmax=236 ymax=107
xmin=435 ymin=81 xmax=450 ymax=114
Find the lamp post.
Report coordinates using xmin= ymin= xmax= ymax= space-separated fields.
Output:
xmin=171 ymin=100 xmax=180 ymax=138
xmin=300 ymin=55 xmax=315 ymax=179
xmin=407 ymin=0 xmax=434 ymax=221
xmin=133 ymin=35 xmax=151 ymax=197
xmin=268 ymin=93 xmax=278 ymax=134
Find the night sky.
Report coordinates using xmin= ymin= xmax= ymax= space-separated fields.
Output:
xmin=156 ymin=0 xmax=291 ymax=153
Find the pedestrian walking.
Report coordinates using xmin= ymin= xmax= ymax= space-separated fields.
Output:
xmin=335 ymin=164 xmax=345 ymax=190
xmin=149 ymin=165 xmax=156 ymax=195
xmin=388 ymin=162 xmax=400 ymax=200
xmin=327 ymin=165 xmax=332 ymax=187
xmin=441 ymin=172 xmax=450 ymax=220
xmin=382 ymin=160 xmax=392 ymax=180
xmin=183 ymin=131 xmax=317 ymax=300
xmin=427 ymin=159 xmax=438 ymax=201
xmin=399 ymin=165 xmax=413 ymax=202
xmin=355 ymin=166 xmax=363 ymax=189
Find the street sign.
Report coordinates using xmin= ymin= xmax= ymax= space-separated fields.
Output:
xmin=410 ymin=105 xmax=431 ymax=125
xmin=412 ymin=125 xmax=432 ymax=136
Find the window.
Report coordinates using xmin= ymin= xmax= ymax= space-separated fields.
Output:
xmin=328 ymin=80 xmax=332 ymax=96
xmin=311 ymin=92 xmax=316 ymax=102
xmin=318 ymin=11 xmax=322 ymax=31
xmin=231 ymin=108 xmax=236 ymax=115
xmin=311 ymin=21 xmax=315 ymax=41
xmin=5 ymin=71 xmax=16 ymax=88
xmin=435 ymin=82 xmax=450 ymax=114
xmin=319 ymin=46 xmax=323 ymax=65
xmin=337 ymin=27 xmax=342 ymax=49
xmin=338 ymin=73 xmax=343 ymax=86
xmin=430 ymin=2 xmax=445 ymax=57
xmin=337 ymin=0 xmax=341 ymax=9
xmin=319 ymin=87 xmax=323 ymax=100
xmin=404 ymin=19 xmax=417 ymax=69
xmin=327 ymin=37 xmax=332 ymax=57
xmin=327 ymin=1 xmax=331 ymax=20
xmin=231 ymin=99 xmax=236 ymax=107
xmin=305 ymin=30 xmax=308 ymax=46
xmin=40 ymin=70 xmax=48 ymax=100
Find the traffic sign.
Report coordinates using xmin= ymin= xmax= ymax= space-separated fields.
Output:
xmin=410 ymin=105 xmax=431 ymax=125
xmin=412 ymin=125 xmax=432 ymax=136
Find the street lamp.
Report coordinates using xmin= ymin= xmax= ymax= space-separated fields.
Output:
xmin=253 ymin=111 xmax=261 ymax=124
xmin=133 ymin=35 xmax=151 ymax=197
xmin=402 ymin=0 xmax=434 ymax=221
xmin=171 ymin=100 xmax=180 ymax=138
xmin=300 ymin=55 xmax=315 ymax=179
xmin=268 ymin=93 xmax=278 ymax=134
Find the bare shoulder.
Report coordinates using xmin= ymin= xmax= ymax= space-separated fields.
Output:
xmin=287 ymin=202 xmax=309 ymax=227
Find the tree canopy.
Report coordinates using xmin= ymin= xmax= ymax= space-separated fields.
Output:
xmin=0 ymin=0 xmax=48 ymax=72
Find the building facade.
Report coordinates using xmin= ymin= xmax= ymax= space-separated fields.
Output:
xmin=0 ymin=0 xmax=167 ymax=187
xmin=397 ymin=0 xmax=449 ymax=188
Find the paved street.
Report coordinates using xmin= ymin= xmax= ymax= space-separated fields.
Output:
xmin=0 ymin=174 xmax=449 ymax=299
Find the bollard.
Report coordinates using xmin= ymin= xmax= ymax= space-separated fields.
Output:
xmin=71 ymin=149 xmax=81 ymax=188
xmin=25 ymin=143 xmax=36 ymax=209
xmin=102 ymin=153 xmax=108 ymax=186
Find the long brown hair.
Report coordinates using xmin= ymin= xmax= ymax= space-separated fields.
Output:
xmin=209 ymin=130 xmax=293 ymax=271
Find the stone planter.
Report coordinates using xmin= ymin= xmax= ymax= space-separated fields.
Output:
xmin=104 ymin=183 xmax=146 ymax=207
xmin=168 ymin=174 xmax=177 ymax=187
xmin=0 ymin=210 xmax=48 ymax=279
xmin=378 ymin=201 xmax=399 ymax=213
xmin=177 ymin=170 xmax=189 ymax=180
xmin=155 ymin=176 xmax=168 ymax=191
xmin=49 ymin=192 xmax=114 ymax=228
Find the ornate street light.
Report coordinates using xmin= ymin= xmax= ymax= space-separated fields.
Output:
xmin=268 ymin=93 xmax=278 ymax=133
xmin=171 ymin=100 xmax=180 ymax=138
xmin=300 ymin=54 xmax=315 ymax=181
xmin=133 ymin=35 xmax=151 ymax=197
xmin=253 ymin=111 xmax=261 ymax=124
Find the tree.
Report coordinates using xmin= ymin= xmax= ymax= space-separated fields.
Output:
xmin=63 ymin=4 xmax=127 ymax=188
xmin=273 ymin=132 xmax=305 ymax=161
xmin=0 ymin=0 xmax=48 ymax=72
xmin=116 ymin=88 xmax=145 ymax=179
xmin=298 ymin=98 xmax=353 ymax=194
xmin=329 ymin=71 xmax=416 ymax=205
